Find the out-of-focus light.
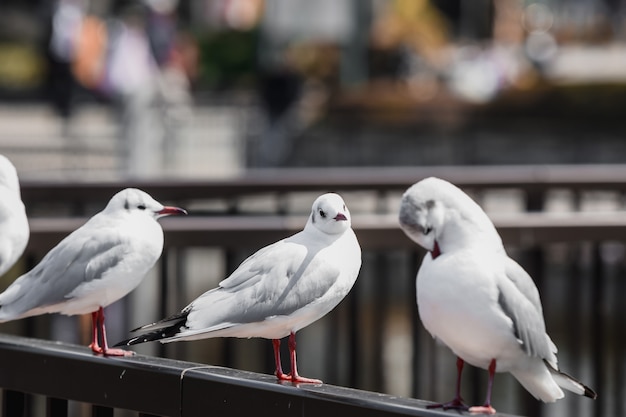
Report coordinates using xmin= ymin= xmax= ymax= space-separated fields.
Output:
xmin=224 ymin=0 xmax=262 ymax=30
xmin=143 ymin=0 xmax=179 ymax=14
xmin=448 ymin=46 xmax=500 ymax=104
xmin=522 ymin=3 xmax=554 ymax=32
xmin=526 ymin=31 xmax=558 ymax=63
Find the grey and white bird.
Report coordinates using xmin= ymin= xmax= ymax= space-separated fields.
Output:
xmin=0 ymin=188 xmax=186 ymax=356
xmin=117 ymin=193 xmax=362 ymax=383
xmin=0 ymin=155 xmax=29 ymax=278
xmin=398 ymin=177 xmax=596 ymax=414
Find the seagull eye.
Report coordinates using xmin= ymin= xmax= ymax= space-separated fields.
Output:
xmin=137 ymin=204 xmax=146 ymax=210
xmin=319 ymin=209 xmax=326 ymax=218
xmin=423 ymin=227 xmax=432 ymax=235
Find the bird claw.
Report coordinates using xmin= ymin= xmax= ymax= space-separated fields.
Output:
xmin=90 ymin=343 xmax=134 ymax=357
xmin=103 ymin=348 xmax=135 ymax=357
xmin=469 ymin=405 xmax=497 ymax=415
xmin=276 ymin=372 xmax=322 ymax=385
xmin=427 ymin=398 xmax=469 ymax=411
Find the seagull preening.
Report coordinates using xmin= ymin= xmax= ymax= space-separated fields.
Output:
xmin=398 ymin=177 xmax=596 ymax=414
xmin=0 ymin=188 xmax=186 ymax=356
xmin=117 ymin=193 xmax=362 ymax=383
xmin=0 ymin=155 xmax=29 ymax=278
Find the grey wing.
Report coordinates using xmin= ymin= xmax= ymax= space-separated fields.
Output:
xmin=0 ymin=227 xmax=126 ymax=318
xmin=498 ymin=256 xmax=556 ymax=360
xmin=186 ymin=239 xmax=341 ymax=329
xmin=217 ymin=243 xmax=280 ymax=291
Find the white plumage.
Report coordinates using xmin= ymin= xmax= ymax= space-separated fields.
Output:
xmin=0 ymin=155 xmax=29 ymax=278
xmin=0 ymin=188 xmax=186 ymax=356
xmin=118 ymin=193 xmax=362 ymax=383
xmin=399 ymin=177 xmax=596 ymax=414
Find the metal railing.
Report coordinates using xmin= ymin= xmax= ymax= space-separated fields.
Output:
xmin=3 ymin=165 xmax=626 ymax=417
xmin=0 ymin=333 xmax=469 ymax=417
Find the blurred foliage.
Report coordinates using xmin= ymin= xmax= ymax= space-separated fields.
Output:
xmin=196 ymin=29 xmax=259 ymax=90
xmin=0 ymin=43 xmax=46 ymax=91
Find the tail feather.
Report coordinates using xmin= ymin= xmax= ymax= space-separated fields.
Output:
xmin=510 ymin=366 xmax=564 ymax=403
xmin=545 ymin=360 xmax=597 ymax=400
xmin=115 ymin=311 xmax=190 ymax=347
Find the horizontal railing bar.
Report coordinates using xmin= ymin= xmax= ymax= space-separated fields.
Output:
xmin=24 ymin=212 xmax=626 ymax=253
xmin=18 ymin=164 xmax=626 ymax=204
xmin=0 ymin=333 xmax=520 ymax=417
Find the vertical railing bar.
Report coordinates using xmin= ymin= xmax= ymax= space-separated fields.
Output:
xmin=565 ymin=243 xmax=583 ymax=417
xmin=3 ymin=390 xmax=26 ymax=417
xmin=46 ymin=397 xmax=68 ymax=417
xmin=590 ymin=243 xmax=605 ymax=417
xmin=408 ymin=249 xmax=421 ymax=399
xmin=174 ymin=247 xmax=188 ymax=361
xmin=347 ymin=274 xmax=359 ymax=387
xmin=372 ymin=252 xmax=387 ymax=392
xmin=373 ymin=190 xmax=388 ymax=392
xmin=570 ymin=188 xmax=583 ymax=417
xmin=615 ymin=250 xmax=626 ymax=417
xmin=157 ymin=253 xmax=170 ymax=359
xmin=91 ymin=404 xmax=114 ymax=417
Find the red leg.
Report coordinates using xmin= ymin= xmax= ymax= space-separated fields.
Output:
xmin=91 ymin=307 xmax=134 ymax=357
xmin=88 ymin=310 xmax=103 ymax=354
xmin=427 ymin=357 xmax=469 ymax=410
xmin=469 ymin=359 xmax=497 ymax=415
xmin=273 ymin=339 xmax=290 ymax=380
xmin=287 ymin=332 xmax=322 ymax=384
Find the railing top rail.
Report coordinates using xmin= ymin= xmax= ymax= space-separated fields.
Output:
xmin=24 ymin=212 xmax=626 ymax=252
xmin=0 ymin=333 xmax=521 ymax=417
xmin=19 ymin=164 xmax=626 ymax=203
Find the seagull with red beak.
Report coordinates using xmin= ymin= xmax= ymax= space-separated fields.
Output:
xmin=399 ymin=177 xmax=596 ymax=414
xmin=0 ymin=188 xmax=186 ymax=356
xmin=117 ymin=192 xmax=361 ymax=384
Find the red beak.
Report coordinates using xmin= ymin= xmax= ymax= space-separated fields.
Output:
xmin=157 ymin=206 xmax=187 ymax=216
xmin=334 ymin=213 xmax=347 ymax=221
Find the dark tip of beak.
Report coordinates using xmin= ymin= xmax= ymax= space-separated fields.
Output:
xmin=157 ymin=206 xmax=187 ymax=216
xmin=334 ymin=213 xmax=347 ymax=221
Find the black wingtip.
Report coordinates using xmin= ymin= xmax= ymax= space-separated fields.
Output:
xmin=113 ymin=336 xmax=141 ymax=347
xmin=584 ymin=385 xmax=598 ymax=400
xmin=113 ymin=331 xmax=166 ymax=347
xmin=544 ymin=359 xmax=597 ymax=400
xmin=115 ymin=314 xmax=190 ymax=347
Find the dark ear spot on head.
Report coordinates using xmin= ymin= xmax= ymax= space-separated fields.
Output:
xmin=311 ymin=211 xmax=316 ymax=224
xmin=124 ymin=199 xmax=130 ymax=210
xmin=426 ymin=199 xmax=436 ymax=209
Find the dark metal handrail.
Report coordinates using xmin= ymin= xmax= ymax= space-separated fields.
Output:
xmin=0 ymin=333 xmax=518 ymax=417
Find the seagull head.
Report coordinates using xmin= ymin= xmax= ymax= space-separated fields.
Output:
xmin=399 ymin=182 xmax=445 ymax=253
xmin=105 ymin=188 xmax=187 ymax=220
xmin=308 ymin=193 xmax=351 ymax=235
xmin=399 ymin=177 xmax=503 ymax=254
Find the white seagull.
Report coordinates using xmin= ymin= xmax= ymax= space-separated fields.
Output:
xmin=0 ymin=188 xmax=186 ymax=356
xmin=117 ymin=193 xmax=362 ymax=383
xmin=0 ymin=155 xmax=29 ymax=278
xmin=398 ymin=177 xmax=596 ymax=414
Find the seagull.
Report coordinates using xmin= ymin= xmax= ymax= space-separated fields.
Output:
xmin=0 ymin=188 xmax=186 ymax=356
xmin=0 ymin=155 xmax=29 ymax=278
xmin=117 ymin=193 xmax=362 ymax=383
xmin=398 ymin=177 xmax=596 ymax=414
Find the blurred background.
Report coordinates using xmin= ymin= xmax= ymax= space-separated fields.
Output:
xmin=0 ymin=0 xmax=625 ymax=416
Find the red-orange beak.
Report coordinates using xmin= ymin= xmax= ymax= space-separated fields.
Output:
xmin=157 ymin=206 xmax=187 ymax=216
xmin=334 ymin=213 xmax=347 ymax=221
